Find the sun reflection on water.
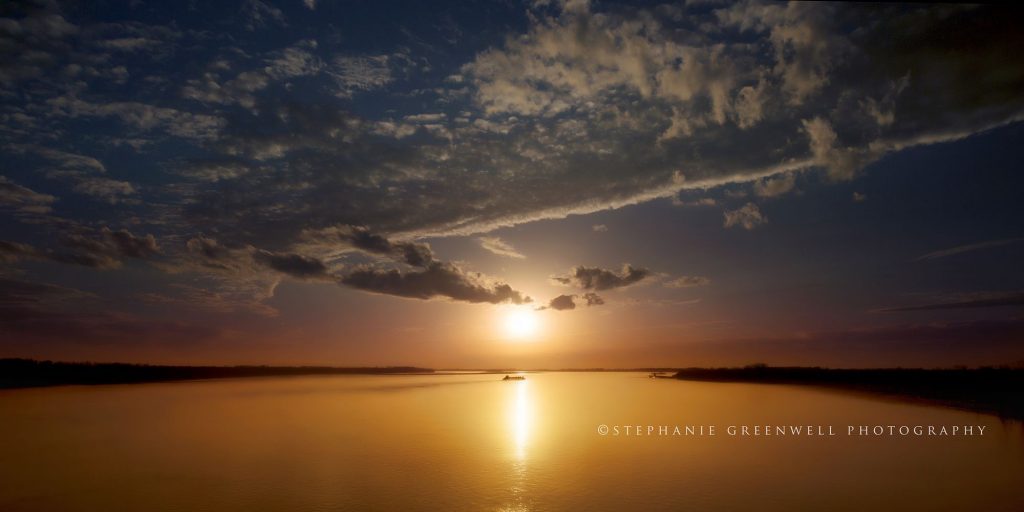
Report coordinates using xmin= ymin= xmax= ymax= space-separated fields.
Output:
xmin=503 ymin=378 xmax=534 ymax=512
xmin=512 ymin=379 xmax=531 ymax=460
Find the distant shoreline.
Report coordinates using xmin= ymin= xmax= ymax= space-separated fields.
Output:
xmin=0 ymin=359 xmax=434 ymax=389
xmin=672 ymin=366 xmax=1024 ymax=420
xmin=5 ymin=358 xmax=1024 ymax=422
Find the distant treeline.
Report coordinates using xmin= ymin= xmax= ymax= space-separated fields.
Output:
xmin=0 ymin=359 xmax=434 ymax=389
xmin=674 ymin=365 xmax=1024 ymax=420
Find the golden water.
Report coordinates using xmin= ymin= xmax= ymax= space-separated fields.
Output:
xmin=1 ymin=372 xmax=1022 ymax=511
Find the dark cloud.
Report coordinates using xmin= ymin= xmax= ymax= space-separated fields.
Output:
xmin=56 ymin=227 xmax=158 ymax=268
xmin=254 ymin=250 xmax=331 ymax=281
xmin=341 ymin=226 xmax=435 ymax=267
xmin=0 ymin=176 xmax=56 ymax=213
xmin=0 ymin=240 xmax=45 ymax=263
xmin=537 ymin=292 xmax=605 ymax=311
xmin=185 ymin=236 xmax=236 ymax=266
xmin=340 ymin=262 xmax=530 ymax=305
xmin=2 ymin=227 xmax=158 ymax=269
xmin=878 ymin=292 xmax=1024 ymax=312
xmin=0 ymin=3 xmax=79 ymax=87
xmin=185 ymin=236 xmax=332 ymax=281
xmin=545 ymin=294 xmax=576 ymax=311
xmin=553 ymin=264 xmax=652 ymax=291
xmin=664 ymin=276 xmax=711 ymax=289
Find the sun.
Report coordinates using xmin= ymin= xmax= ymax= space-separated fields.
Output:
xmin=503 ymin=309 xmax=540 ymax=340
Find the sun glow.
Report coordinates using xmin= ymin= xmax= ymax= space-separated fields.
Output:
xmin=503 ymin=309 xmax=540 ymax=340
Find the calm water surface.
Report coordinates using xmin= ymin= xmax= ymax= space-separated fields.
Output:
xmin=1 ymin=372 xmax=1022 ymax=511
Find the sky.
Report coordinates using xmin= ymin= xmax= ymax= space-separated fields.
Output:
xmin=1 ymin=0 xmax=1023 ymax=368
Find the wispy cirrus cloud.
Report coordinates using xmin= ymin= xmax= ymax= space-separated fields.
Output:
xmin=915 ymin=238 xmax=1024 ymax=261
xmin=478 ymin=236 xmax=525 ymax=259
xmin=877 ymin=291 xmax=1024 ymax=312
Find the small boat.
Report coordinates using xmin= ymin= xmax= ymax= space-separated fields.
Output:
xmin=502 ymin=374 xmax=526 ymax=381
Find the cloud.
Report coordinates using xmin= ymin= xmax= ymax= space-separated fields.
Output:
xmin=98 ymin=37 xmax=160 ymax=52
xmin=537 ymin=291 xmax=604 ymax=311
xmin=673 ymin=197 xmax=717 ymax=207
xmin=10 ymin=146 xmax=137 ymax=204
xmin=852 ymin=191 xmax=866 ymax=202
xmin=592 ymin=224 xmax=608 ymax=232
xmin=174 ymin=236 xmax=284 ymax=316
xmin=305 ymin=225 xmax=435 ymax=268
xmin=46 ymin=96 xmax=225 ymax=141
xmin=184 ymin=236 xmax=244 ymax=271
xmin=71 ymin=176 xmax=136 ymax=204
xmin=242 ymin=0 xmax=286 ymax=31
xmin=801 ymin=117 xmax=873 ymax=181
xmin=723 ymin=203 xmax=767 ymax=230
xmin=664 ymin=276 xmax=711 ymax=288
xmin=253 ymin=250 xmax=332 ymax=281
xmin=181 ymin=70 xmax=270 ymax=109
xmin=0 ymin=240 xmax=44 ymax=263
xmin=478 ymin=236 xmax=526 ymax=259
xmin=545 ymin=294 xmax=576 ymax=311
xmin=3 ymin=2 xmax=1024 ymax=320
xmin=115 ymin=2 xmax=1023 ymax=248
xmin=181 ymin=40 xmax=322 ymax=109
xmin=0 ymin=6 xmax=78 ymax=87
xmin=55 ymin=227 xmax=159 ymax=268
xmin=754 ymin=173 xmax=796 ymax=198
xmin=915 ymin=238 xmax=1024 ymax=261
xmin=0 ymin=176 xmax=56 ymax=213
xmin=340 ymin=262 xmax=531 ymax=304
xmin=877 ymin=291 xmax=1024 ymax=312
xmin=330 ymin=55 xmax=394 ymax=98
xmin=553 ymin=264 xmax=651 ymax=291
xmin=2 ymin=227 xmax=159 ymax=269
xmin=180 ymin=228 xmax=529 ymax=309
xmin=184 ymin=236 xmax=333 ymax=281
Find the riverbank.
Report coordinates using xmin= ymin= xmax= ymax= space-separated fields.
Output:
xmin=673 ymin=366 xmax=1024 ymax=420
